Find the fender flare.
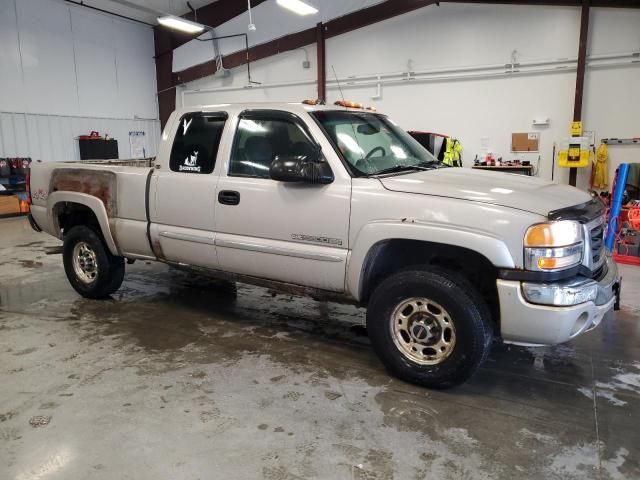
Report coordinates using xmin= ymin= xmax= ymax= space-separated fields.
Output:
xmin=346 ymin=221 xmax=515 ymax=301
xmin=46 ymin=191 xmax=119 ymax=256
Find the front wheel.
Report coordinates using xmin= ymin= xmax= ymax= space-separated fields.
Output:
xmin=366 ymin=268 xmax=493 ymax=389
xmin=63 ymin=225 xmax=125 ymax=299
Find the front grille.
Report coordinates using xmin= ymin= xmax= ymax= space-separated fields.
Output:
xmin=583 ymin=217 xmax=606 ymax=275
xmin=590 ymin=222 xmax=604 ymax=265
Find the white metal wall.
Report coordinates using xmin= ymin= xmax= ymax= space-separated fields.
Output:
xmin=0 ymin=112 xmax=160 ymax=162
xmin=178 ymin=3 xmax=640 ymax=190
xmin=0 ymin=0 xmax=160 ymax=161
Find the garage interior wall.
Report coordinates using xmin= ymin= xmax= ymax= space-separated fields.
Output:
xmin=0 ymin=0 xmax=160 ymax=162
xmin=177 ymin=2 xmax=640 ymax=190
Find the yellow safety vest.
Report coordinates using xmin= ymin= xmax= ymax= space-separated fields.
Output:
xmin=443 ymin=138 xmax=462 ymax=167
xmin=592 ymin=143 xmax=608 ymax=189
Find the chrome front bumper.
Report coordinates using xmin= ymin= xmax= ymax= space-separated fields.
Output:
xmin=497 ymin=255 xmax=620 ymax=346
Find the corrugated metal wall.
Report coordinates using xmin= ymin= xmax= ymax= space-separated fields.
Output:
xmin=0 ymin=0 xmax=161 ymax=162
xmin=0 ymin=112 xmax=160 ymax=161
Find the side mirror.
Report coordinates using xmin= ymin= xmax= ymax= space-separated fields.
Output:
xmin=269 ymin=152 xmax=334 ymax=184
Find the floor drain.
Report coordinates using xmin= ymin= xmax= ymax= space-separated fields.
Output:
xmin=29 ymin=415 xmax=51 ymax=428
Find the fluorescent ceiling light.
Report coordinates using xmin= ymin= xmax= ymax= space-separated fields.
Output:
xmin=157 ymin=15 xmax=205 ymax=34
xmin=276 ymin=0 xmax=318 ymax=16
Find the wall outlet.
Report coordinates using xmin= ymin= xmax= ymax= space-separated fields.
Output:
xmin=302 ymin=60 xmax=311 ymax=69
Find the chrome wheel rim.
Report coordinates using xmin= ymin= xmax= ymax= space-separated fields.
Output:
xmin=390 ymin=297 xmax=456 ymax=365
xmin=72 ymin=242 xmax=98 ymax=284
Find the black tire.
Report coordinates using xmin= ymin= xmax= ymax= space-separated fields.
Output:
xmin=366 ymin=267 xmax=493 ymax=389
xmin=63 ymin=225 xmax=125 ymax=299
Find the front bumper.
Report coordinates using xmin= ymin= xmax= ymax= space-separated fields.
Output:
xmin=497 ymin=255 xmax=619 ymax=345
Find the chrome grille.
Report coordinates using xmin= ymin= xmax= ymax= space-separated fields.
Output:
xmin=583 ymin=217 xmax=606 ymax=273
xmin=590 ymin=223 xmax=604 ymax=265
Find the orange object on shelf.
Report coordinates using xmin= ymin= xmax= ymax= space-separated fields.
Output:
xmin=19 ymin=199 xmax=30 ymax=213
xmin=78 ymin=131 xmax=103 ymax=140
xmin=628 ymin=208 xmax=640 ymax=231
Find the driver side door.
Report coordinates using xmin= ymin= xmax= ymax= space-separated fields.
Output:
xmin=214 ymin=110 xmax=351 ymax=292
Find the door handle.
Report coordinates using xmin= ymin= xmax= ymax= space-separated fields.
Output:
xmin=218 ymin=190 xmax=240 ymax=206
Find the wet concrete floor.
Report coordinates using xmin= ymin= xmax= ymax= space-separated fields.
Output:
xmin=1 ymin=216 xmax=639 ymax=479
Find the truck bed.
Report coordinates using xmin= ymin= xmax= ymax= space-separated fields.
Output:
xmin=29 ymin=157 xmax=155 ymax=241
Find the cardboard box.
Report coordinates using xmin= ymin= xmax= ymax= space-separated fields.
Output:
xmin=0 ymin=195 xmax=21 ymax=215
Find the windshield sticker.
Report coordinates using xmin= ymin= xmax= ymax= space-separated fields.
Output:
xmin=180 ymin=150 xmax=201 ymax=172
xmin=182 ymin=117 xmax=193 ymax=136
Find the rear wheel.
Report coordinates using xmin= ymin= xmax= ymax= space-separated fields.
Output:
xmin=366 ymin=267 xmax=493 ymax=389
xmin=63 ymin=225 xmax=125 ymax=299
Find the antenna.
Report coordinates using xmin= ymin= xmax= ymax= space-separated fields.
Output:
xmin=331 ymin=65 xmax=347 ymax=109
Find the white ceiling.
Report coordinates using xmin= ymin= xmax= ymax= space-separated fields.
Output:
xmin=73 ymin=0 xmax=218 ymax=25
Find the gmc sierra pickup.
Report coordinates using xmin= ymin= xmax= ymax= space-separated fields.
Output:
xmin=28 ymin=102 xmax=620 ymax=388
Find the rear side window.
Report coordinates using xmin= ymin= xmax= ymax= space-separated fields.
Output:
xmin=169 ymin=112 xmax=227 ymax=174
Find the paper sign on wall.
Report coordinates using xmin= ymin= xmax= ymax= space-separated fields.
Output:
xmin=129 ymin=131 xmax=146 ymax=159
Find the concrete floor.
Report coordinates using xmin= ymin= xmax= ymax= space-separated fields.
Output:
xmin=1 ymin=216 xmax=639 ymax=480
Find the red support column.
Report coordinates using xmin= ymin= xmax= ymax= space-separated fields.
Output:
xmin=316 ymin=22 xmax=326 ymax=103
xmin=569 ymin=0 xmax=590 ymax=187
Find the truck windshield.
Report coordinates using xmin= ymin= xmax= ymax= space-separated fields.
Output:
xmin=312 ymin=110 xmax=440 ymax=176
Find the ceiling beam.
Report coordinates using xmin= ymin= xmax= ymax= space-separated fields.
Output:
xmin=442 ymin=0 xmax=640 ymax=6
xmin=155 ymin=0 xmax=270 ymax=55
xmin=158 ymin=0 xmax=640 ymax=127
xmin=154 ymin=0 xmax=269 ymax=127
xmin=173 ymin=0 xmax=640 ymax=86
xmin=174 ymin=0 xmax=438 ymax=84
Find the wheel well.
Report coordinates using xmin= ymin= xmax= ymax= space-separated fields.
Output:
xmin=360 ymin=239 xmax=500 ymax=325
xmin=54 ymin=202 xmax=101 ymax=237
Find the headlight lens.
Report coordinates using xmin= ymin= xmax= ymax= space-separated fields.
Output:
xmin=525 ymin=220 xmax=582 ymax=247
xmin=524 ymin=221 xmax=583 ymax=271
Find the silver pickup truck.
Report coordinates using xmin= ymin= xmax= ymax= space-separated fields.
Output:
xmin=28 ymin=102 xmax=620 ymax=388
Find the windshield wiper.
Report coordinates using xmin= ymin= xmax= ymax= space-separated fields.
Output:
xmin=372 ymin=164 xmax=435 ymax=176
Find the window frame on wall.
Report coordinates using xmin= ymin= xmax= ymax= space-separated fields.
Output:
xmin=228 ymin=109 xmax=323 ymax=179
xmin=169 ymin=111 xmax=228 ymax=175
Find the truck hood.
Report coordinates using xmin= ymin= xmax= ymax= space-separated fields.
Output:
xmin=378 ymin=168 xmax=591 ymax=217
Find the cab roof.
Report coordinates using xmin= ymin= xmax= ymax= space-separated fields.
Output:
xmin=173 ymin=102 xmax=380 ymax=118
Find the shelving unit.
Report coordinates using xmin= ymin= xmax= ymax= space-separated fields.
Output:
xmin=0 ymin=159 xmax=30 ymax=217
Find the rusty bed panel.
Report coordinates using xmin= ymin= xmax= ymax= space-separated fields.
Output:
xmin=50 ymin=169 xmax=117 ymax=217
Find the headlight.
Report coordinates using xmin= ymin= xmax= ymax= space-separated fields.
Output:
xmin=524 ymin=221 xmax=583 ymax=271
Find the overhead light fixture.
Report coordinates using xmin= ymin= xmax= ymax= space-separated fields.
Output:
xmin=157 ymin=15 xmax=206 ymax=34
xmin=276 ymin=0 xmax=318 ymax=16
xmin=247 ymin=0 xmax=256 ymax=31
